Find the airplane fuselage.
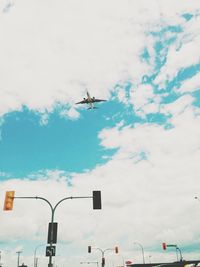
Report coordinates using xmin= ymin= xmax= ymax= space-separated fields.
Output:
xmin=86 ymin=91 xmax=94 ymax=108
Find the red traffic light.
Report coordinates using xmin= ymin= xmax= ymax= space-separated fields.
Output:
xmin=4 ymin=191 xmax=15 ymax=211
xmin=162 ymin=243 xmax=167 ymax=250
xmin=115 ymin=246 xmax=119 ymax=253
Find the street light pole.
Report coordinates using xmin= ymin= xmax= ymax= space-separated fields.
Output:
xmin=14 ymin=191 xmax=101 ymax=267
xmin=16 ymin=251 xmax=22 ymax=267
xmin=133 ymin=242 xmax=145 ymax=265
xmin=34 ymin=244 xmax=45 ymax=267
xmin=15 ymin=196 xmax=92 ymax=267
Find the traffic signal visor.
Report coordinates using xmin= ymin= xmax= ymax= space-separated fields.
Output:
xmin=4 ymin=191 xmax=15 ymax=211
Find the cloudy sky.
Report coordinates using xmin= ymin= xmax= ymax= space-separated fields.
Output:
xmin=0 ymin=0 xmax=200 ymax=266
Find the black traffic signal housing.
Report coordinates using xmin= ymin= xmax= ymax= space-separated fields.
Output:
xmin=47 ymin=222 xmax=58 ymax=244
xmin=4 ymin=191 xmax=15 ymax=211
xmin=93 ymin=191 xmax=102 ymax=209
xmin=88 ymin=246 xmax=91 ymax=253
xmin=115 ymin=246 xmax=119 ymax=253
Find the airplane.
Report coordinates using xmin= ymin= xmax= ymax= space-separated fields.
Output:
xmin=76 ymin=91 xmax=107 ymax=109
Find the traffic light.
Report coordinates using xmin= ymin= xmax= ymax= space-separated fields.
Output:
xmin=88 ymin=246 xmax=91 ymax=253
xmin=93 ymin=191 xmax=102 ymax=209
xmin=162 ymin=243 xmax=167 ymax=250
xmin=102 ymin=257 xmax=105 ymax=265
xmin=4 ymin=191 xmax=15 ymax=211
xmin=115 ymin=246 xmax=119 ymax=253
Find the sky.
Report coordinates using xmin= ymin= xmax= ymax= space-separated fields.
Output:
xmin=0 ymin=0 xmax=200 ymax=266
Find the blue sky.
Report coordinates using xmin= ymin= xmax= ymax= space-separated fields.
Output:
xmin=0 ymin=1 xmax=200 ymax=267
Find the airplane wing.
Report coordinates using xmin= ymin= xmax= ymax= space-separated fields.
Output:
xmin=75 ymin=99 xmax=89 ymax=104
xmin=92 ymin=99 xmax=107 ymax=103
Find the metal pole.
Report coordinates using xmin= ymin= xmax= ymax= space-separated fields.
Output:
xmin=176 ymin=247 xmax=183 ymax=261
xmin=14 ymin=195 xmax=93 ymax=267
xmin=34 ymin=244 xmax=45 ymax=267
xmin=90 ymin=247 xmax=116 ymax=267
xmin=102 ymin=251 xmax=104 ymax=267
xmin=16 ymin=251 xmax=22 ymax=267
xmin=133 ymin=242 xmax=145 ymax=265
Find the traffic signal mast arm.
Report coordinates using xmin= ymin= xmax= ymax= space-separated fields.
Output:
xmin=88 ymin=246 xmax=118 ymax=267
xmin=162 ymin=243 xmax=183 ymax=261
xmin=13 ymin=195 xmax=93 ymax=218
xmin=11 ymin=191 xmax=102 ymax=267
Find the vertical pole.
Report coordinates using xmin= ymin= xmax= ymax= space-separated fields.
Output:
xmin=34 ymin=244 xmax=44 ymax=267
xmin=16 ymin=251 xmax=22 ymax=267
xmin=134 ymin=243 xmax=145 ymax=265
xmin=102 ymin=251 xmax=105 ymax=267
xmin=176 ymin=247 xmax=183 ymax=261
xmin=141 ymin=246 xmax=145 ymax=265
xmin=175 ymin=248 xmax=179 ymax=261
xmin=48 ymin=209 xmax=55 ymax=267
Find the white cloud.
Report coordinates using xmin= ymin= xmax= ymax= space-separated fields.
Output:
xmin=130 ymin=84 xmax=161 ymax=117
xmin=177 ymin=71 xmax=200 ymax=93
xmin=60 ymin=107 xmax=80 ymax=120
xmin=0 ymin=1 xmax=200 ymax=266
xmin=161 ymin=95 xmax=195 ymax=116
xmin=1 ymin=106 xmax=200 ymax=266
xmin=154 ymin=15 xmax=200 ymax=88
xmin=0 ymin=0 xmax=199 ymax=116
